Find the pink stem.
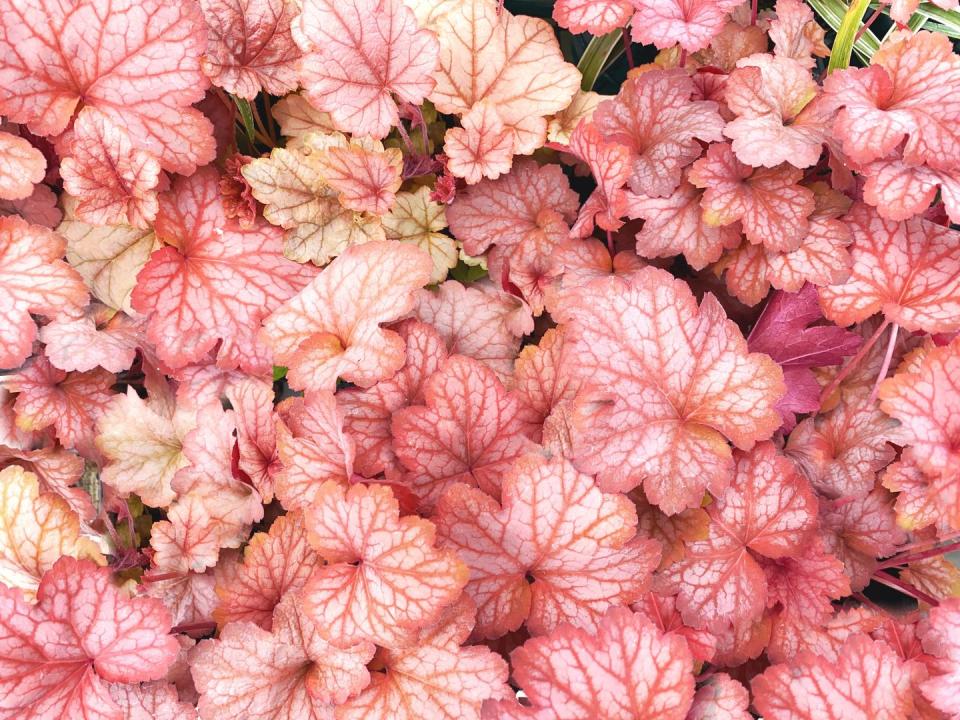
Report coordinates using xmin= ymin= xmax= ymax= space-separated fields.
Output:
xmin=395 ymin=120 xmax=414 ymax=154
xmin=868 ymin=323 xmax=899 ymax=402
xmin=856 ymin=2 xmax=888 ymax=41
xmin=818 ymin=319 xmax=890 ymax=407
xmin=879 ymin=537 xmax=960 ymax=570
xmin=751 ymin=0 xmax=759 ymax=25
xmin=141 ymin=571 xmax=184 ymax=584
xmin=873 ymin=570 xmax=940 ymax=607
xmin=606 ymin=229 xmax=615 ymax=255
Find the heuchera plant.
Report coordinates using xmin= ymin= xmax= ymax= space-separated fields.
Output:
xmin=2 ymin=0 xmax=960 ymax=717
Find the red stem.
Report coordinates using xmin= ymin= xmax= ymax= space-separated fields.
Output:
xmin=141 ymin=571 xmax=184 ymax=583
xmin=873 ymin=570 xmax=939 ymax=607
xmin=751 ymin=0 xmax=759 ymax=25
xmin=622 ymin=31 xmax=635 ymax=70
xmin=856 ymin=2 xmax=888 ymax=41
xmin=818 ymin=319 xmax=890 ymax=407
xmin=679 ymin=48 xmax=688 ymax=68
xmin=606 ymin=229 xmax=615 ymax=255
xmin=879 ymin=538 xmax=960 ymax=570
xmin=171 ymin=621 xmax=217 ymax=634
xmin=868 ymin=323 xmax=899 ymax=402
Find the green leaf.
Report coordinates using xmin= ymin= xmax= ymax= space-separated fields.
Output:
xmin=827 ymin=0 xmax=874 ymax=71
xmin=577 ymin=28 xmax=623 ymax=91
xmin=232 ymin=95 xmax=257 ymax=144
xmin=273 ymin=365 xmax=288 ymax=381
xmin=911 ymin=3 xmax=960 ymax=38
xmin=808 ymin=0 xmax=879 ymax=64
xmin=450 ymin=260 xmax=488 ymax=284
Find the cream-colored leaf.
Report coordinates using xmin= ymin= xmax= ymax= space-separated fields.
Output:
xmin=383 ymin=186 xmax=456 ymax=283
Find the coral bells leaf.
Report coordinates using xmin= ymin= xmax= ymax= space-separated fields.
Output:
xmin=434 ymin=452 xmax=660 ymax=639
xmin=262 ymin=240 xmax=432 ymax=392
xmin=213 ymin=511 xmax=319 ymax=629
xmin=553 ymin=0 xmax=632 ymax=34
xmin=593 ymin=69 xmax=724 ymax=198
xmin=687 ymin=674 xmax=752 ymax=720
xmin=301 ymin=481 xmax=468 ymax=648
xmin=274 ymin=391 xmax=355 ymax=510
xmin=338 ymin=598 xmax=511 ymax=720
xmin=193 ymin=595 xmax=375 ymax=720
xmin=556 ymin=267 xmax=784 ymax=515
xmin=315 ymin=141 xmax=403 ymax=215
xmin=661 ymin=442 xmax=817 ymax=632
xmin=630 ymin=0 xmax=744 ymax=53
xmin=446 ymin=159 xmax=579 ymax=258
xmin=824 ymin=30 xmax=960 ymax=169
xmin=392 ymin=355 xmax=539 ymax=510
xmin=0 ymin=465 xmax=80 ymax=600
xmin=444 ymin=101 xmax=515 ymax=184
xmin=39 ymin=304 xmax=143 ymax=374
xmin=339 ymin=319 xmax=449 ymax=478
xmin=59 ymin=108 xmax=161 ymax=229
xmin=430 ymin=0 xmax=580 ymax=156
xmin=920 ymin=598 xmax=960 ymax=719
xmin=383 ymin=187 xmax=456 ymax=285
xmin=752 ymin=634 xmax=914 ymax=720
xmin=107 ymin=682 xmax=195 ymax=720
xmin=0 ymin=130 xmax=44 ymax=201
xmin=769 ymin=0 xmax=830 ymax=69
xmin=818 ymin=204 xmax=960 ymax=333
xmin=0 ymin=0 xmax=214 ymax=174
xmin=879 ymin=338 xmax=960 ymax=481
xmin=293 ymin=0 xmax=439 ymax=138
xmin=199 ymin=0 xmax=300 ymax=99
xmin=568 ymin=121 xmax=632 ymax=236
xmin=689 ymin=142 xmax=815 ymax=252
xmin=0 ymin=216 xmax=87 ymax=370
xmin=722 ymin=54 xmax=830 ymax=169
xmin=485 ymin=607 xmax=695 ymax=720
xmin=0 ymin=557 xmax=179 ymax=720
xmin=131 ymin=167 xmax=316 ymax=374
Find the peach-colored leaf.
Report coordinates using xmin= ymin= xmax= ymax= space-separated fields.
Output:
xmin=214 ymin=511 xmax=320 ymax=629
xmin=302 ymin=481 xmax=468 ymax=648
xmin=818 ymin=204 xmax=960 ymax=333
xmin=568 ymin=120 xmax=631 ymax=236
xmin=392 ymin=355 xmax=539 ymax=511
xmin=339 ymin=319 xmax=448 ymax=478
xmin=769 ymin=0 xmax=830 ymax=69
xmin=262 ymin=240 xmax=432 ymax=391
xmin=0 ymin=557 xmax=179 ymax=720
xmin=59 ymin=109 xmax=161 ymax=228
xmin=293 ymin=0 xmax=438 ymax=138
xmin=0 ymin=216 xmax=87 ymax=369
xmin=0 ymin=466 xmax=79 ymax=600
xmin=39 ymin=305 xmax=142 ymax=374
xmin=723 ymin=54 xmax=830 ymax=169
xmin=315 ymin=140 xmax=403 ymax=215
xmin=689 ymin=142 xmax=815 ymax=252
xmin=661 ymin=442 xmax=817 ymax=632
xmin=879 ymin=338 xmax=960 ymax=480
xmin=107 ymin=682 xmax=195 ymax=720
xmin=199 ymin=0 xmax=300 ymax=99
xmin=553 ymin=0 xmax=632 ymax=34
xmin=61 ymin=218 xmax=160 ymax=314
xmin=485 ymin=606 xmax=695 ymax=720
xmin=96 ymin=387 xmax=193 ymax=508
xmin=384 ymin=186 xmax=455 ymax=284
xmin=556 ymin=266 xmax=784 ymax=514
xmin=687 ymin=674 xmax=751 ymax=720
xmin=752 ymin=634 xmax=913 ymax=720
xmin=193 ymin=595 xmax=375 ymax=720
xmin=920 ymin=598 xmax=960 ymax=719
xmin=274 ymin=391 xmax=354 ymax=510
xmin=0 ymin=0 xmax=214 ymax=174
xmin=594 ymin=69 xmax=724 ymax=198
xmin=630 ymin=0 xmax=743 ymax=52
xmin=226 ymin=378 xmax=278 ymax=503
xmin=0 ymin=130 xmax=44 ymax=201
xmin=430 ymin=0 xmax=580 ymax=156
xmin=445 ymin=101 xmax=514 ymax=184
xmin=435 ymin=452 xmax=659 ymax=638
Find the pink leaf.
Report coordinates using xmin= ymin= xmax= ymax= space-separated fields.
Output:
xmin=293 ymin=0 xmax=439 ymax=138
xmin=393 ymin=355 xmax=539 ymax=511
xmin=435 ymin=452 xmax=659 ymax=639
xmin=920 ymin=598 xmax=960 ymax=719
xmin=557 ymin=266 xmax=784 ymax=514
xmin=199 ymin=0 xmax=300 ymax=99
xmin=630 ymin=0 xmax=744 ymax=53
xmin=445 ymin=101 xmax=515 ymax=184
xmin=262 ymin=240 xmax=432 ymax=391
xmin=0 ymin=0 xmax=215 ymax=174
xmin=132 ymin=167 xmax=317 ymax=374
xmin=302 ymin=481 xmax=468 ymax=648
xmin=0 ymin=130 xmax=44 ymax=201
xmin=59 ymin=109 xmax=161 ymax=228
xmin=553 ymin=0 xmax=632 ymax=34
xmin=0 ymin=557 xmax=178 ymax=720
xmin=686 ymin=674 xmax=751 ymax=720
xmin=0 ymin=216 xmax=87 ymax=370
xmin=40 ymin=304 xmax=143 ymax=374
xmin=485 ymin=607 xmax=695 ymax=720
xmin=593 ymin=69 xmax=724 ymax=197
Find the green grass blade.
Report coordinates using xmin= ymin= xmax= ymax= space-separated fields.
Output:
xmin=232 ymin=95 xmax=256 ymax=144
xmin=809 ymin=0 xmax=880 ymax=64
xmin=827 ymin=0 xmax=874 ymax=71
xmin=577 ymin=29 xmax=623 ymax=91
